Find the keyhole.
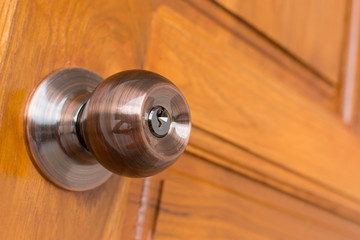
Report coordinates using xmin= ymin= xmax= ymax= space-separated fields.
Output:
xmin=148 ymin=106 xmax=171 ymax=138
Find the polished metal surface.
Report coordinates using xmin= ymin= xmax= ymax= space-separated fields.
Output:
xmin=25 ymin=68 xmax=191 ymax=191
xmin=24 ymin=68 xmax=112 ymax=191
xmin=79 ymin=70 xmax=191 ymax=177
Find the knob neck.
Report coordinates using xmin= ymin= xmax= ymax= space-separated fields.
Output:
xmin=75 ymin=103 xmax=90 ymax=151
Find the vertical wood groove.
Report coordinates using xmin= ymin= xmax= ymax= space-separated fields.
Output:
xmin=340 ymin=0 xmax=360 ymax=124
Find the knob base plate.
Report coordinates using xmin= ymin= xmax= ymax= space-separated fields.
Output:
xmin=24 ymin=68 xmax=112 ymax=191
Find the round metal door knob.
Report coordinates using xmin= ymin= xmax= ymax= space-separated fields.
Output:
xmin=24 ymin=68 xmax=191 ymax=191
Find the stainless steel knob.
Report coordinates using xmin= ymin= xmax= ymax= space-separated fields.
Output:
xmin=24 ymin=68 xmax=191 ymax=191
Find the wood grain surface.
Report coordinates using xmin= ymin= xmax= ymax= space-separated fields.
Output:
xmin=213 ymin=0 xmax=349 ymax=84
xmin=0 ymin=0 xmax=153 ymax=239
xmin=1 ymin=0 xmax=360 ymax=239
xmin=144 ymin=3 xmax=360 ymax=205
xmin=0 ymin=0 xmax=18 ymax=72
xmin=119 ymin=178 xmax=163 ymax=240
xmin=187 ymin=126 xmax=360 ymax=224
xmin=186 ymin=0 xmax=336 ymax=112
xmin=154 ymin=153 xmax=360 ymax=240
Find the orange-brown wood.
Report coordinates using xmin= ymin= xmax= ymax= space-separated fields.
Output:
xmin=119 ymin=178 xmax=163 ymax=240
xmin=144 ymin=2 xmax=360 ymax=204
xmin=1 ymin=0 xmax=360 ymax=239
xmin=186 ymin=0 xmax=336 ymax=112
xmin=0 ymin=0 xmax=154 ymax=239
xmin=213 ymin=0 xmax=349 ymax=84
xmin=165 ymin=0 xmax=337 ymax=112
xmin=0 ymin=0 xmax=17 ymax=72
xmin=187 ymin=126 xmax=360 ymax=224
xmin=154 ymin=153 xmax=360 ymax=240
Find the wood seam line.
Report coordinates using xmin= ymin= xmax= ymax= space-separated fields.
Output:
xmin=181 ymin=151 xmax=360 ymax=227
xmin=189 ymin=125 xmax=360 ymax=206
xmin=185 ymin=0 xmax=335 ymax=87
xmin=151 ymin=179 xmax=164 ymax=239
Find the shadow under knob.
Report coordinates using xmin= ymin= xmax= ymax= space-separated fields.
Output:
xmin=24 ymin=68 xmax=191 ymax=191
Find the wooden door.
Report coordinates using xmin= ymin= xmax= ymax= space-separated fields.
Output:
xmin=1 ymin=0 xmax=360 ymax=239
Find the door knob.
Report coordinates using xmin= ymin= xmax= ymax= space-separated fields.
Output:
xmin=24 ymin=68 xmax=191 ymax=191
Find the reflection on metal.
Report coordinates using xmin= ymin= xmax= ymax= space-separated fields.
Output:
xmin=24 ymin=68 xmax=111 ymax=191
xmin=25 ymin=68 xmax=191 ymax=191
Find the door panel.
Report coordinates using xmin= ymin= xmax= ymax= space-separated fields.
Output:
xmin=213 ymin=0 xmax=349 ymax=84
xmin=153 ymin=154 xmax=360 ymax=240
xmin=1 ymin=0 xmax=360 ymax=239
xmin=144 ymin=3 xmax=360 ymax=205
xmin=187 ymin=127 xmax=360 ymax=222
